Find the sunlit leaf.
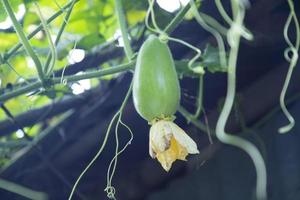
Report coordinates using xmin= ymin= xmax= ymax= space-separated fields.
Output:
xmin=126 ymin=10 xmax=147 ymax=26
xmin=0 ymin=33 xmax=19 ymax=51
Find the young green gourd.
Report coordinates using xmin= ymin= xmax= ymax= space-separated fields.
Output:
xmin=133 ymin=35 xmax=199 ymax=171
xmin=133 ymin=34 xmax=180 ymax=122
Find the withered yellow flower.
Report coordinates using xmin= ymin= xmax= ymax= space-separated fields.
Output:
xmin=149 ymin=120 xmax=199 ymax=171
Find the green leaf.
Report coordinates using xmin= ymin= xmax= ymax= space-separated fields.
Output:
xmin=201 ymin=44 xmax=228 ymax=73
xmin=175 ymin=44 xmax=228 ymax=78
xmin=77 ymin=33 xmax=105 ymax=50
xmin=126 ymin=10 xmax=147 ymax=26
xmin=175 ymin=60 xmax=198 ymax=78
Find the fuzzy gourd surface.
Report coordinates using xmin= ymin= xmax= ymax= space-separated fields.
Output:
xmin=133 ymin=35 xmax=180 ymax=122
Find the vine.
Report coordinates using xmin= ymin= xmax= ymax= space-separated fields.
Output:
xmin=68 ymin=83 xmax=133 ymax=200
xmin=278 ymin=0 xmax=300 ymax=134
xmin=69 ymin=0 xmax=135 ymax=199
xmin=214 ymin=1 xmax=267 ymax=199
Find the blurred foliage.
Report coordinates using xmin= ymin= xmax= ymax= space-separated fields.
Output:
xmin=0 ymin=0 xmax=149 ymax=120
xmin=0 ymin=0 xmax=23 ymax=22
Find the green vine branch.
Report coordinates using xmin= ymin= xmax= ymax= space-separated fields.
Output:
xmin=278 ymin=0 xmax=300 ymax=134
xmin=2 ymin=0 xmax=45 ymax=84
xmin=0 ymin=179 xmax=47 ymax=200
xmin=104 ymin=83 xmax=133 ymax=199
xmin=43 ymin=0 xmax=77 ymax=76
xmin=34 ymin=2 xmax=57 ymax=77
xmin=177 ymin=105 xmax=210 ymax=133
xmin=164 ymin=3 xmax=191 ymax=34
xmin=115 ymin=0 xmax=134 ymax=60
xmin=214 ymin=1 xmax=267 ymax=200
xmin=0 ymin=62 xmax=135 ymax=102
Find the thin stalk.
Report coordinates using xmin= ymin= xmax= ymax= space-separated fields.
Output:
xmin=200 ymin=12 xmax=227 ymax=36
xmin=278 ymin=0 xmax=300 ymax=133
xmin=177 ymin=106 xmax=209 ymax=133
xmin=215 ymin=0 xmax=233 ymax=25
xmin=114 ymin=0 xmax=134 ymax=60
xmin=194 ymin=74 xmax=204 ymax=118
xmin=164 ymin=3 xmax=191 ymax=34
xmin=105 ymin=82 xmax=133 ymax=199
xmin=44 ymin=0 xmax=77 ymax=76
xmin=52 ymin=62 xmax=134 ymax=83
xmin=68 ymin=82 xmax=133 ymax=200
xmin=190 ymin=0 xmax=227 ymax=69
xmin=67 ymin=110 xmax=119 ymax=200
xmin=145 ymin=0 xmax=159 ymax=33
xmin=34 ymin=2 xmax=57 ymax=77
xmin=0 ymin=62 xmax=134 ymax=102
xmin=167 ymin=36 xmax=201 ymax=69
xmin=0 ymin=82 xmax=42 ymax=103
xmin=215 ymin=1 xmax=267 ymax=200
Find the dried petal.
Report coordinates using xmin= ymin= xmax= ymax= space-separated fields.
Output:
xmin=170 ymin=123 xmax=199 ymax=154
xmin=149 ymin=120 xmax=199 ymax=171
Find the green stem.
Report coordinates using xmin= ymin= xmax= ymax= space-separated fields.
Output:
xmin=179 ymin=74 xmax=204 ymax=122
xmin=199 ymin=12 xmax=228 ymax=36
xmin=177 ymin=106 xmax=209 ymax=133
xmin=114 ymin=0 xmax=134 ymax=60
xmin=2 ymin=0 xmax=78 ymax=62
xmin=68 ymin=81 xmax=133 ymax=200
xmin=164 ymin=3 xmax=191 ymax=34
xmin=53 ymin=62 xmax=134 ymax=83
xmin=0 ymin=62 xmax=134 ymax=102
xmin=105 ymin=82 xmax=133 ymax=199
xmin=0 ymin=179 xmax=47 ymax=200
xmin=34 ymin=2 xmax=57 ymax=77
xmin=0 ymin=82 xmax=42 ymax=103
xmin=278 ymin=0 xmax=300 ymax=133
xmin=190 ymin=0 xmax=227 ymax=68
xmin=44 ymin=0 xmax=77 ymax=76
xmin=215 ymin=0 xmax=233 ymax=25
xmin=194 ymin=74 xmax=204 ymax=118
xmin=215 ymin=1 xmax=267 ymax=200
xmin=2 ymin=0 xmax=45 ymax=83
xmin=68 ymin=111 xmax=120 ymax=200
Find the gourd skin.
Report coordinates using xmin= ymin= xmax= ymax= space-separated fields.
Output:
xmin=133 ymin=35 xmax=180 ymax=122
